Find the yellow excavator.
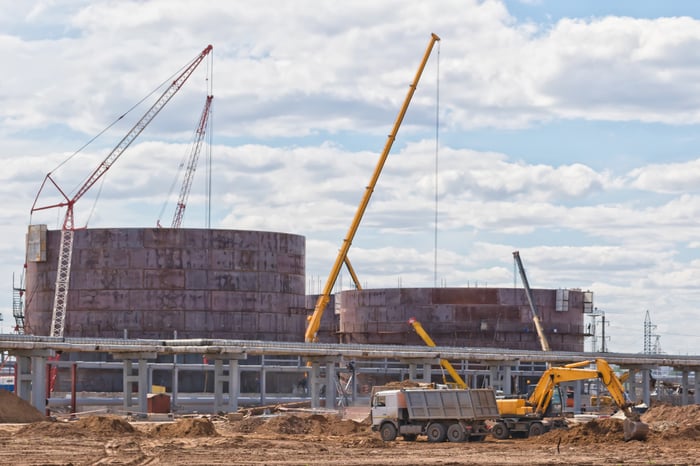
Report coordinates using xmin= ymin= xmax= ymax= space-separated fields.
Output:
xmin=408 ymin=318 xmax=649 ymax=441
xmin=493 ymin=359 xmax=648 ymax=441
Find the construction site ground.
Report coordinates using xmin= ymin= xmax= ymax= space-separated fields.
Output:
xmin=1 ymin=390 xmax=699 ymax=465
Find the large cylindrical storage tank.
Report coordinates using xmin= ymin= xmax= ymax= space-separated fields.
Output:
xmin=336 ymin=287 xmax=587 ymax=351
xmin=24 ymin=228 xmax=306 ymax=341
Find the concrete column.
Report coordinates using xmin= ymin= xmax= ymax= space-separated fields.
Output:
xmin=13 ymin=350 xmax=53 ymax=413
xmin=422 ymin=362 xmax=432 ymax=383
xmin=626 ymin=368 xmax=638 ymax=403
xmin=309 ymin=362 xmax=321 ymax=409
xmin=228 ymin=359 xmax=240 ymax=411
xmin=326 ymin=361 xmax=336 ymax=408
xmin=15 ymin=355 xmax=32 ymax=404
xmin=681 ymin=370 xmax=689 ymax=406
xmin=171 ymin=356 xmax=179 ymax=412
xmin=502 ymin=365 xmax=512 ymax=394
xmin=641 ymin=369 xmax=651 ymax=406
xmin=408 ymin=363 xmax=417 ymax=381
xmin=213 ymin=359 xmax=225 ymax=412
xmin=137 ymin=359 xmax=148 ymax=415
xmin=573 ymin=380 xmax=583 ymax=413
xmin=115 ymin=352 xmax=156 ymax=417
xmin=260 ymin=367 xmax=267 ymax=406
xmin=694 ymin=369 xmax=700 ymax=405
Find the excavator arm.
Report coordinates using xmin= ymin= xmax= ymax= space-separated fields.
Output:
xmin=526 ymin=358 xmax=648 ymax=441
xmin=408 ymin=317 xmax=467 ymax=389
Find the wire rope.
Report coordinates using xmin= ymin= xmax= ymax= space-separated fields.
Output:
xmin=433 ymin=40 xmax=441 ymax=287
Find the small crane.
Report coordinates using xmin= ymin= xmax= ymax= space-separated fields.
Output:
xmin=169 ymin=94 xmax=213 ymax=228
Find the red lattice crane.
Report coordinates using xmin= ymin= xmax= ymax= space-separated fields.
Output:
xmin=170 ymin=94 xmax=213 ymax=228
xmin=30 ymin=45 xmax=213 ymax=338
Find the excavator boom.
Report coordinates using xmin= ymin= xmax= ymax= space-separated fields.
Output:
xmin=525 ymin=359 xmax=648 ymax=441
xmin=408 ymin=317 xmax=467 ymax=389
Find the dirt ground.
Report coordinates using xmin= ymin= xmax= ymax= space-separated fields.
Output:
xmin=1 ymin=390 xmax=699 ymax=465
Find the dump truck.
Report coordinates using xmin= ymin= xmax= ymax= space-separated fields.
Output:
xmin=371 ymin=388 xmax=500 ymax=442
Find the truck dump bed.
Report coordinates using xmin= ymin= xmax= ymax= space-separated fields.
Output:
xmin=403 ymin=388 xmax=500 ymax=420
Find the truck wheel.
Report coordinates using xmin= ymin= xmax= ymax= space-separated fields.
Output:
xmin=426 ymin=423 xmax=447 ymax=442
xmin=528 ymin=422 xmax=545 ymax=437
xmin=491 ymin=422 xmax=510 ymax=440
xmin=380 ymin=423 xmax=397 ymax=441
xmin=447 ymin=424 xmax=466 ymax=442
xmin=402 ymin=434 xmax=417 ymax=442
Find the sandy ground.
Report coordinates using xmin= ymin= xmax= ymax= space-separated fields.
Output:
xmin=1 ymin=390 xmax=699 ymax=465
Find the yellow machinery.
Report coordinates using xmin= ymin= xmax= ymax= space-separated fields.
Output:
xmin=304 ymin=33 xmax=441 ymax=343
xmin=408 ymin=317 xmax=467 ymax=389
xmin=406 ymin=318 xmax=648 ymax=441
xmin=492 ymin=359 xmax=649 ymax=441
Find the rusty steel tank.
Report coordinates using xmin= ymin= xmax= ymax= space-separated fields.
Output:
xmin=335 ymin=287 xmax=590 ymax=352
xmin=24 ymin=227 xmax=307 ymax=341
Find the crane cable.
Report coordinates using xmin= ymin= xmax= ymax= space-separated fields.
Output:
xmin=433 ymin=39 xmax=441 ymax=287
xmin=46 ymin=55 xmax=202 ymax=227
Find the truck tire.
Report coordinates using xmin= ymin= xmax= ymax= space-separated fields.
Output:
xmin=380 ymin=423 xmax=397 ymax=442
xmin=528 ymin=422 xmax=545 ymax=437
xmin=447 ymin=423 xmax=466 ymax=442
xmin=426 ymin=423 xmax=447 ymax=442
xmin=491 ymin=422 xmax=510 ymax=440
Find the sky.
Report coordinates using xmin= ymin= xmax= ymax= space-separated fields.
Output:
xmin=1 ymin=0 xmax=699 ymax=355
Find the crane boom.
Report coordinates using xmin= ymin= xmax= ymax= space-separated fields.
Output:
xmin=513 ymin=250 xmax=551 ymax=352
xmin=172 ymin=94 xmax=214 ymax=228
xmin=305 ymin=33 xmax=440 ymax=343
xmin=31 ymin=45 xmax=213 ymax=337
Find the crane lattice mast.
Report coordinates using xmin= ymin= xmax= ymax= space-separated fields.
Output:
xmin=171 ymin=94 xmax=213 ymax=228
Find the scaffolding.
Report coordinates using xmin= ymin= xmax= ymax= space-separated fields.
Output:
xmin=12 ymin=272 xmax=24 ymax=334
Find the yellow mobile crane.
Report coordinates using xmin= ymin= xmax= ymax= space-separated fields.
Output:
xmin=305 ymin=33 xmax=441 ymax=343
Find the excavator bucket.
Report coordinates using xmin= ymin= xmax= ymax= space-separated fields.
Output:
xmin=623 ymin=418 xmax=649 ymax=441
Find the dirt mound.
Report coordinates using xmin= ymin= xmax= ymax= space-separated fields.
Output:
xmin=528 ymin=418 xmax=626 ymax=445
xmin=74 ymin=415 xmax=136 ymax=435
xmin=16 ymin=415 xmax=137 ymax=438
xmin=230 ymin=413 xmax=367 ymax=436
xmin=642 ymin=404 xmax=700 ymax=440
xmin=150 ymin=417 xmax=218 ymax=438
xmin=232 ymin=415 xmax=267 ymax=433
xmin=643 ymin=403 xmax=700 ymax=424
xmin=16 ymin=421 xmax=79 ymax=437
xmin=0 ymin=390 xmax=45 ymax=423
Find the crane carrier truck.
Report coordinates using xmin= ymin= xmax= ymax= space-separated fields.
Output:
xmin=371 ymin=388 xmax=500 ymax=442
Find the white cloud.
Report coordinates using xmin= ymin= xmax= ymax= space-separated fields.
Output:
xmin=1 ymin=1 xmax=700 ymax=355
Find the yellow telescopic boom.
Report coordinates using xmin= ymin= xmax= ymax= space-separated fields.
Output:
xmin=305 ymin=33 xmax=441 ymax=343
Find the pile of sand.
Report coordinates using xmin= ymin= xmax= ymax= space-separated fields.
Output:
xmin=15 ymin=415 xmax=138 ymax=438
xmin=528 ymin=403 xmax=700 ymax=445
xmin=74 ymin=415 xmax=136 ymax=435
xmin=150 ymin=417 xmax=218 ymax=438
xmin=0 ymin=390 xmax=45 ymax=423
xmin=229 ymin=412 xmax=367 ymax=436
